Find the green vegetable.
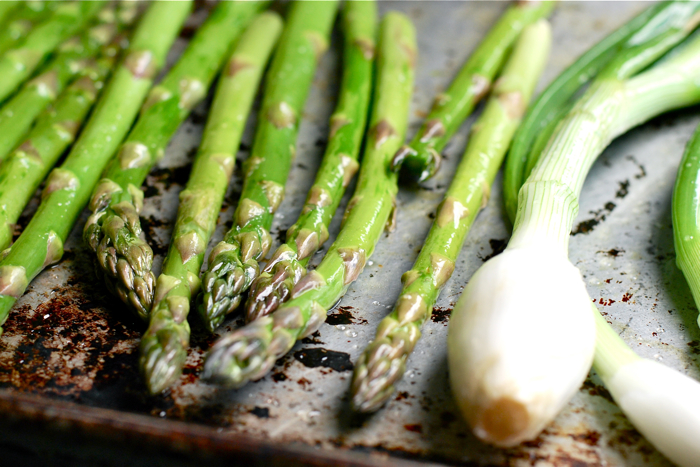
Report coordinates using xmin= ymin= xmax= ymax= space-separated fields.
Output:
xmin=0 ymin=1 xmax=55 ymax=56
xmin=447 ymin=8 xmax=700 ymax=447
xmin=352 ymin=20 xmax=551 ymax=413
xmin=389 ymin=0 xmax=554 ymax=182
xmin=202 ymin=11 xmax=416 ymax=389
xmin=84 ymin=0 xmax=269 ymax=320
xmin=245 ymin=0 xmax=376 ymax=323
xmin=139 ymin=12 xmax=282 ymax=395
xmin=0 ymin=1 xmax=20 ymax=28
xmin=502 ymin=0 xmax=693 ymax=223
xmin=0 ymin=3 xmax=123 ymax=163
xmin=0 ymin=0 xmax=192 ymax=333
xmin=197 ymin=0 xmax=339 ymax=331
xmin=0 ymin=1 xmax=104 ymax=103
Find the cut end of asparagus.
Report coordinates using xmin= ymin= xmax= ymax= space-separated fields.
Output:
xmin=201 ymin=317 xmax=277 ymax=387
xmin=139 ymin=324 xmax=189 ymax=395
xmin=244 ymin=259 xmax=306 ymax=323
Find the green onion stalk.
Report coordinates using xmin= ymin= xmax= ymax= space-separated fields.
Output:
xmin=447 ymin=11 xmax=700 ymax=448
xmin=202 ymin=11 xmax=416 ymax=389
xmin=673 ymin=123 xmax=700 ymax=328
xmin=0 ymin=1 xmax=104 ymax=104
xmin=389 ymin=0 xmax=554 ymax=182
xmin=592 ymin=309 xmax=700 ymax=467
xmin=244 ymin=0 xmax=377 ymax=324
xmin=139 ymin=13 xmax=282 ymax=395
xmin=196 ymin=0 xmax=339 ymax=331
xmin=0 ymin=1 xmax=192 ymax=334
xmin=83 ymin=0 xmax=269 ymax=321
xmin=502 ymin=0 xmax=700 ymax=223
xmin=351 ymin=20 xmax=551 ymax=414
xmin=0 ymin=2 xmax=127 ymax=164
xmin=0 ymin=1 xmax=56 ymax=56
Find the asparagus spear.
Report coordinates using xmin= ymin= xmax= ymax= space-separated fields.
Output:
xmin=0 ymin=1 xmax=192 ymax=333
xmin=0 ymin=3 xmax=123 ymax=163
xmin=203 ymin=11 xmax=416 ymax=388
xmin=448 ymin=8 xmax=700 ymax=446
xmin=83 ymin=0 xmax=269 ymax=321
xmin=389 ymin=1 xmax=554 ymax=182
xmin=0 ymin=58 xmax=116 ymax=252
xmin=352 ymin=20 xmax=551 ymax=413
xmin=0 ymin=1 xmax=105 ymax=104
xmin=0 ymin=1 xmax=20 ymax=28
xmin=197 ymin=0 xmax=339 ymax=331
xmin=140 ymin=13 xmax=283 ymax=395
xmin=0 ymin=1 xmax=55 ymax=56
xmin=245 ymin=0 xmax=376 ymax=324
xmin=502 ymin=0 xmax=689 ymax=223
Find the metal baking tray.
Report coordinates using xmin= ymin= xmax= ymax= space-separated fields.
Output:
xmin=0 ymin=2 xmax=697 ymax=466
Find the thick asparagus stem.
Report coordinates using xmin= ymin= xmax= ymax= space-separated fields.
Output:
xmin=0 ymin=3 xmax=123 ymax=163
xmin=197 ymin=0 xmax=339 ymax=331
xmin=139 ymin=13 xmax=282 ymax=395
xmin=352 ymin=20 xmax=551 ymax=413
xmin=389 ymin=1 xmax=554 ymax=182
xmin=502 ymin=0 xmax=695 ymax=223
xmin=245 ymin=0 xmax=376 ymax=323
xmin=0 ymin=57 xmax=116 ymax=252
xmin=83 ymin=0 xmax=269 ymax=321
xmin=0 ymin=2 xmax=20 ymax=28
xmin=0 ymin=1 xmax=192 ymax=333
xmin=202 ymin=11 xmax=416 ymax=388
xmin=0 ymin=1 xmax=104 ymax=104
xmin=0 ymin=1 xmax=55 ymax=56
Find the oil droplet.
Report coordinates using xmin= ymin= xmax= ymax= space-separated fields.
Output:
xmin=345 ymin=330 xmax=358 ymax=338
xmin=336 ymin=325 xmax=346 ymax=331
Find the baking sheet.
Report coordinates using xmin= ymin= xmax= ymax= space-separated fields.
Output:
xmin=1 ymin=1 xmax=698 ymax=466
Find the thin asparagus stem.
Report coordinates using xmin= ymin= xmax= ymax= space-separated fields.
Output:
xmin=0 ymin=3 xmax=124 ymax=163
xmin=0 ymin=1 xmax=104 ymax=104
xmin=83 ymin=0 xmax=269 ymax=321
xmin=139 ymin=13 xmax=282 ymax=395
xmin=0 ymin=2 xmax=20 ymax=29
xmin=197 ymin=0 xmax=339 ymax=332
xmin=389 ymin=0 xmax=554 ymax=182
xmin=0 ymin=1 xmax=55 ymax=56
xmin=502 ymin=0 xmax=697 ymax=223
xmin=0 ymin=1 xmax=192 ymax=333
xmin=0 ymin=56 xmax=117 ymax=252
xmin=352 ymin=20 xmax=551 ymax=413
xmin=245 ymin=0 xmax=376 ymax=323
xmin=202 ymin=11 xmax=416 ymax=389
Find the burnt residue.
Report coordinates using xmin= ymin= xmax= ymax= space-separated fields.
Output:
xmin=616 ymin=180 xmax=630 ymax=199
xmin=139 ymin=215 xmax=169 ymax=256
xmin=326 ymin=306 xmax=367 ymax=326
xmin=480 ymin=238 xmax=508 ymax=262
xmin=146 ymin=164 xmax=193 ymax=192
xmin=582 ymin=379 xmax=614 ymax=404
xmin=250 ymin=406 xmax=269 ymax=419
xmin=271 ymin=372 xmax=287 ymax=382
xmin=300 ymin=331 xmax=324 ymax=345
xmin=431 ymin=306 xmax=452 ymax=324
xmin=688 ymin=340 xmax=700 ymax=355
xmin=600 ymin=248 xmax=624 ymax=257
xmin=572 ymin=202 xmax=616 ymax=235
xmin=403 ymin=423 xmax=422 ymax=434
xmin=569 ymin=431 xmax=601 ymax=447
xmin=293 ymin=348 xmax=353 ymax=372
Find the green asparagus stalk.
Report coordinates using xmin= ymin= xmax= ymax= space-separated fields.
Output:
xmin=0 ymin=1 xmax=192 ymax=333
xmin=83 ymin=0 xmax=269 ymax=321
xmin=203 ymin=11 xmax=416 ymax=388
xmin=0 ymin=57 xmax=116 ymax=252
xmin=673 ymin=123 xmax=700 ymax=328
xmin=0 ymin=1 xmax=55 ymax=56
xmin=0 ymin=1 xmax=20 ymax=28
xmin=0 ymin=3 xmax=123 ymax=163
xmin=502 ymin=0 xmax=697 ymax=223
xmin=244 ymin=0 xmax=376 ymax=324
xmin=197 ymin=0 xmax=339 ymax=331
xmin=0 ymin=1 xmax=105 ymax=104
xmin=389 ymin=0 xmax=554 ymax=182
xmin=352 ymin=20 xmax=551 ymax=413
xmin=139 ymin=13 xmax=283 ymax=395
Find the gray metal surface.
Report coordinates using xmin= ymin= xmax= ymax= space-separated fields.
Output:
xmin=0 ymin=1 xmax=698 ymax=466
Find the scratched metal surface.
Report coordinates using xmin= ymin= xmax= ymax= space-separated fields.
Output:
xmin=0 ymin=1 xmax=698 ymax=466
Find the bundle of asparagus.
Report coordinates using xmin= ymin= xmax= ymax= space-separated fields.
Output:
xmin=245 ymin=0 xmax=377 ymax=324
xmin=0 ymin=1 xmax=56 ymax=56
xmin=202 ymin=10 xmax=416 ymax=388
